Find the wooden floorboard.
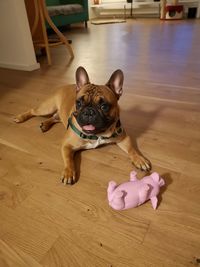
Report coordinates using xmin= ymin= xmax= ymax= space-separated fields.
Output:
xmin=0 ymin=18 xmax=200 ymax=267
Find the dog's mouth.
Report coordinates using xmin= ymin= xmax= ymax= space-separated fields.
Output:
xmin=81 ymin=124 xmax=112 ymax=135
xmin=82 ymin=124 xmax=96 ymax=132
xmin=74 ymin=109 xmax=114 ymax=135
xmin=82 ymin=124 xmax=97 ymax=134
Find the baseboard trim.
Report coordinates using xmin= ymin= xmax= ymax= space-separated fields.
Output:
xmin=0 ymin=62 xmax=40 ymax=71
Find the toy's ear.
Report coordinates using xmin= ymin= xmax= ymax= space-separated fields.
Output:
xmin=159 ymin=178 xmax=165 ymax=187
xmin=107 ymin=181 xmax=118 ymax=202
xmin=151 ymin=196 xmax=158 ymax=210
xmin=107 ymin=181 xmax=117 ymax=194
xmin=151 ymin=172 xmax=160 ymax=183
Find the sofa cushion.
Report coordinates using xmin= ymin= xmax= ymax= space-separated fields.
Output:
xmin=47 ymin=4 xmax=84 ymax=17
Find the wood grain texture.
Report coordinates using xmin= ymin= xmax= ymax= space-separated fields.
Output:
xmin=0 ymin=18 xmax=200 ymax=267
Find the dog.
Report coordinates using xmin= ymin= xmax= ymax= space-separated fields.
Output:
xmin=14 ymin=67 xmax=151 ymax=185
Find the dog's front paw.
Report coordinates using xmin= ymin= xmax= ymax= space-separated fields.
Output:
xmin=13 ymin=111 xmax=31 ymax=123
xmin=61 ymin=168 xmax=76 ymax=185
xmin=40 ymin=122 xmax=50 ymax=132
xmin=132 ymin=155 xmax=151 ymax=172
xmin=13 ymin=114 xmax=25 ymax=123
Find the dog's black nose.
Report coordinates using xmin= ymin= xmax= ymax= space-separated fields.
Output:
xmin=82 ymin=107 xmax=97 ymax=123
xmin=83 ymin=107 xmax=96 ymax=117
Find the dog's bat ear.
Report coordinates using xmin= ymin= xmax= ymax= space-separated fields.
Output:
xmin=76 ymin=66 xmax=90 ymax=91
xmin=106 ymin=69 xmax=124 ymax=99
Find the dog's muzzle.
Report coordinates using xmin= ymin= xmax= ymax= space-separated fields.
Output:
xmin=76 ymin=105 xmax=112 ymax=134
xmin=81 ymin=107 xmax=97 ymax=123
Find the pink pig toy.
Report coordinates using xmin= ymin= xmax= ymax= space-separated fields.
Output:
xmin=107 ymin=171 xmax=165 ymax=210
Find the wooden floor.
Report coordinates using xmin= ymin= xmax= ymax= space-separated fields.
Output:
xmin=0 ymin=18 xmax=200 ymax=267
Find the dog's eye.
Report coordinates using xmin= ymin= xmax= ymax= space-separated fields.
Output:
xmin=76 ymin=100 xmax=82 ymax=110
xmin=101 ymin=103 xmax=110 ymax=113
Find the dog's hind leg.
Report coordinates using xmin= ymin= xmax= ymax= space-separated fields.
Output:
xmin=14 ymin=96 xmax=57 ymax=123
xmin=40 ymin=112 xmax=60 ymax=132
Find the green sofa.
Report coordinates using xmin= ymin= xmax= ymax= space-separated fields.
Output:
xmin=45 ymin=0 xmax=89 ymax=28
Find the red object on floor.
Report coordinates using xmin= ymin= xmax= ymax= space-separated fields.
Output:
xmin=162 ymin=5 xmax=184 ymax=20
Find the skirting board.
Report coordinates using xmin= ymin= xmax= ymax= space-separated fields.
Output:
xmin=0 ymin=62 xmax=40 ymax=71
xmin=91 ymin=19 xmax=126 ymax=25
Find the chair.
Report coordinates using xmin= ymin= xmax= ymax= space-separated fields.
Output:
xmin=25 ymin=0 xmax=74 ymax=65
xmin=46 ymin=0 xmax=89 ymax=28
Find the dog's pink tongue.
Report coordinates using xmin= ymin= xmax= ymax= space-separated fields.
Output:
xmin=82 ymin=125 xmax=95 ymax=131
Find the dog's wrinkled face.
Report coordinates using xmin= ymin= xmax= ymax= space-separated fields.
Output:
xmin=73 ymin=67 xmax=124 ymax=135
xmin=75 ymin=84 xmax=118 ymax=134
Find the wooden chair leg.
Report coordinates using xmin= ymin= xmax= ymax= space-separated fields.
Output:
xmin=41 ymin=0 xmax=74 ymax=59
xmin=31 ymin=0 xmax=39 ymax=36
xmin=38 ymin=0 xmax=52 ymax=65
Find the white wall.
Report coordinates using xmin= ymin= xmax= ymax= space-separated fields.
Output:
xmin=88 ymin=0 xmax=97 ymax=19
xmin=0 ymin=0 xmax=40 ymax=71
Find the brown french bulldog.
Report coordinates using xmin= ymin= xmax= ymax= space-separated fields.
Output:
xmin=14 ymin=67 xmax=151 ymax=185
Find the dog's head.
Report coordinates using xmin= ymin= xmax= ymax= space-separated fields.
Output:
xmin=73 ymin=66 xmax=124 ymax=135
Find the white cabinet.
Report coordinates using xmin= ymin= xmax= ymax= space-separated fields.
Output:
xmin=90 ymin=0 xmax=200 ymax=18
